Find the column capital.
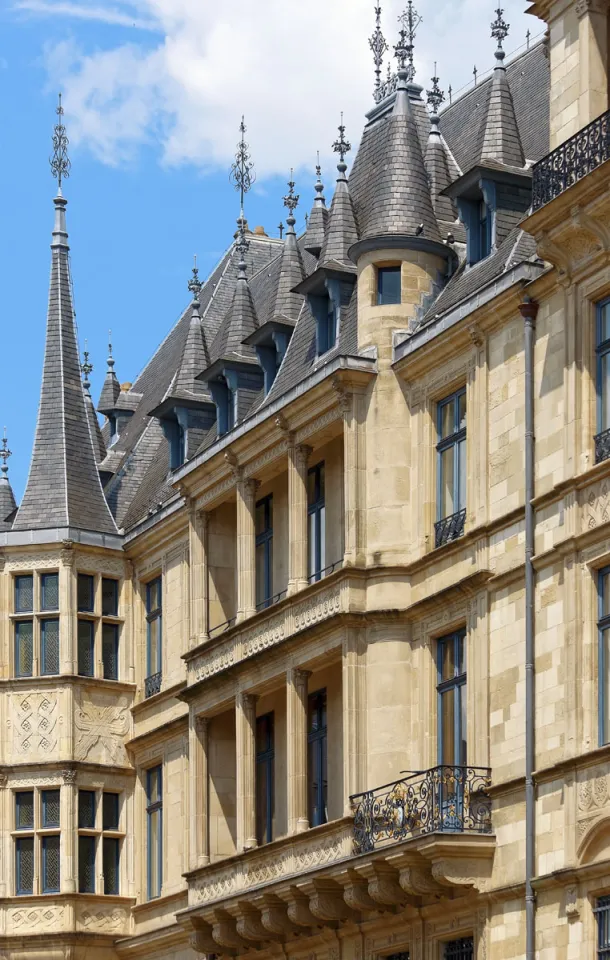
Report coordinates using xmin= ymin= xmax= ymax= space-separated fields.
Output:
xmin=61 ymin=542 xmax=75 ymax=567
xmin=288 ymin=667 xmax=312 ymax=692
xmin=294 ymin=444 xmax=313 ymax=469
xmin=62 ymin=768 xmax=77 ymax=785
xmin=0 ymin=771 xmax=8 ymax=789
xmin=576 ymin=0 xmax=608 ymax=17
xmin=237 ymin=690 xmax=259 ymax=712
xmin=194 ymin=714 xmax=209 ymax=734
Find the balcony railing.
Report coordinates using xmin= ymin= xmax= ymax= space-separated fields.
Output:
xmin=532 ymin=108 xmax=610 ymax=211
xmin=434 ymin=508 xmax=466 ymax=548
xmin=256 ymin=590 xmax=287 ymax=612
xmin=144 ymin=671 xmax=162 ymax=698
xmin=208 ymin=616 xmax=237 ymax=640
xmin=351 ymin=765 xmax=492 ymax=855
xmin=595 ymin=426 xmax=610 ymax=464
xmin=307 ymin=558 xmax=344 ymax=584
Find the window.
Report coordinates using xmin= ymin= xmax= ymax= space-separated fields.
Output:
xmin=15 ymin=575 xmax=33 ymax=613
xmin=102 ymin=578 xmax=119 ymax=617
xmin=102 ymin=624 xmax=119 ymax=681
xmin=15 ymin=837 xmax=34 ymax=895
xmin=436 ymin=389 xmax=467 ymax=548
xmin=478 ymin=201 xmax=490 ymax=259
xmin=78 ymin=790 xmax=121 ymax=895
xmin=41 ymin=573 xmax=59 ymax=611
xmin=41 ymin=619 xmax=59 ymax=675
xmin=377 ymin=265 xmax=401 ymax=306
xmin=15 ymin=789 xmax=60 ymax=896
xmin=599 ymin=567 xmax=610 ymax=745
xmin=77 ymin=574 xmax=95 ymax=613
xmin=444 ymin=938 xmax=474 ymax=960
xmin=42 ymin=790 xmax=60 ymax=828
xmin=146 ymin=578 xmax=162 ymax=698
xmin=255 ymin=713 xmax=275 ymax=845
xmin=77 ymin=620 xmax=94 ymax=677
xmin=15 ymin=620 xmax=33 ymax=678
xmin=307 ymin=463 xmax=326 ymax=582
xmin=596 ymin=299 xmax=610 ymax=463
xmin=307 ymin=690 xmax=328 ymax=827
xmin=437 ymin=630 xmax=467 ymax=766
xmin=146 ymin=766 xmax=163 ymax=899
xmin=595 ymin=896 xmax=610 ymax=958
xmin=255 ymin=496 xmax=273 ymax=610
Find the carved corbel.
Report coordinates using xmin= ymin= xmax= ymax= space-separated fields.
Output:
xmin=224 ymin=450 xmax=241 ymax=480
xmin=469 ymin=323 xmax=484 ymax=348
xmin=283 ymin=889 xmax=317 ymax=928
xmin=356 ymin=863 xmax=406 ymax=907
xmin=399 ymin=866 xmax=444 ymax=897
xmin=331 ymin=376 xmax=352 ymax=416
xmin=430 ymin=857 xmax=492 ymax=892
xmin=565 ymin=884 xmax=581 ymax=921
xmin=211 ymin=911 xmax=249 ymax=951
xmin=339 ymin=870 xmax=379 ymax=913
xmin=232 ymin=904 xmax=274 ymax=943
xmin=298 ymin=879 xmax=352 ymax=922
xmin=189 ymin=919 xmax=221 ymax=956
xmin=275 ymin=413 xmax=291 ymax=438
xmin=571 ymin=205 xmax=610 ymax=252
xmin=535 ymin=231 xmax=572 ymax=284
xmin=253 ymin=895 xmax=299 ymax=937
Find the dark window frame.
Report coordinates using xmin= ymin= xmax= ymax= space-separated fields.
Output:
xmin=14 ymin=575 xmax=34 ymax=613
xmin=307 ymin=689 xmax=328 ymax=827
xmin=102 ymin=578 xmax=119 ymax=618
xmin=596 ymin=299 xmax=610 ymax=457
xmin=77 ymin=573 xmax=95 ymax=613
xmin=41 ymin=833 xmax=60 ymax=894
xmin=599 ymin=566 xmax=610 ymax=745
xmin=40 ymin=618 xmax=60 ymax=676
xmin=436 ymin=388 xmax=467 ymax=542
xmin=15 ymin=836 xmax=34 ymax=896
xmin=146 ymin=578 xmax=162 ymax=682
xmin=77 ymin=619 xmax=95 ymax=678
xmin=14 ymin=620 xmax=33 ymax=679
xmin=255 ymin=712 xmax=275 ymax=845
xmin=40 ymin=572 xmax=59 ymax=612
xmin=377 ymin=265 xmax=402 ymax=306
xmin=436 ymin=629 xmax=467 ymax=766
xmin=595 ymin=895 xmax=610 ymax=958
xmin=307 ymin=462 xmax=326 ymax=582
xmin=146 ymin=766 xmax=163 ymax=900
xmin=41 ymin=789 xmax=60 ymax=829
xmin=255 ymin=495 xmax=273 ymax=610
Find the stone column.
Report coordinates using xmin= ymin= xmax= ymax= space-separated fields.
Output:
xmin=0 ymin=772 xmax=8 ymax=896
xmin=342 ymin=628 xmax=365 ymax=815
xmin=61 ymin=768 xmax=77 ymax=893
xmin=577 ymin=0 xmax=609 ymax=129
xmin=189 ymin=506 xmax=209 ymax=645
xmin=60 ymin=542 xmax=76 ymax=674
xmin=236 ymin=692 xmax=258 ymax=852
xmin=236 ymin=478 xmax=259 ymax=623
xmin=341 ymin=385 xmax=367 ymax=567
xmin=189 ymin=713 xmax=209 ymax=870
xmin=286 ymin=668 xmax=311 ymax=833
xmin=287 ymin=444 xmax=311 ymax=595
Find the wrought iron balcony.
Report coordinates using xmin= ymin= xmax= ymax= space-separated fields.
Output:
xmin=434 ymin=508 xmax=466 ymax=548
xmin=351 ymin=765 xmax=492 ymax=855
xmin=144 ymin=671 xmax=162 ymax=698
xmin=532 ymin=108 xmax=610 ymax=211
xmin=595 ymin=427 xmax=610 ymax=464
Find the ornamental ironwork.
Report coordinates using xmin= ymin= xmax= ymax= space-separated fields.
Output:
xmin=395 ymin=1 xmax=421 ymax=80
xmin=1 ymin=428 xmax=12 ymax=478
xmin=188 ymin=255 xmax=202 ymax=303
xmin=532 ymin=108 xmax=610 ymax=210
xmin=145 ymin=671 xmax=162 ymax=699
xmin=351 ymin=765 xmax=492 ymax=855
xmin=595 ymin=426 xmax=610 ymax=464
xmin=332 ymin=115 xmax=351 ymax=164
xmin=434 ymin=507 xmax=466 ymax=548
xmin=491 ymin=7 xmax=509 ymax=49
xmin=369 ymin=5 xmax=389 ymax=101
xmin=50 ymin=93 xmax=71 ymax=188
xmin=426 ymin=65 xmax=445 ymax=116
xmin=230 ymin=116 xmax=255 ymax=216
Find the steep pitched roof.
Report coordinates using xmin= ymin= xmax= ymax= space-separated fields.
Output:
xmin=98 ymin=351 xmax=121 ymax=414
xmin=304 ymin=167 xmax=329 ymax=257
xmin=319 ymin=162 xmax=359 ymax=267
xmin=13 ymin=193 xmax=117 ymax=535
xmin=85 ymin=389 xmax=106 ymax=464
xmin=479 ymin=46 xmax=525 ymax=168
xmin=0 ymin=453 xmax=17 ymax=530
xmin=172 ymin=300 xmax=212 ymax=401
xmin=273 ymin=227 xmax=306 ymax=320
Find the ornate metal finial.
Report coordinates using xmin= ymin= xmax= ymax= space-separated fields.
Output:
xmin=1 ymin=428 xmax=12 ymax=479
xmin=188 ymin=254 xmax=202 ymax=303
xmin=278 ymin=221 xmax=284 ymax=240
xmin=107 ymin=331 xmax=115 ymax=372
xmin=229 ymin=116 xmax=256 ymax=219
xmin=473 ymin=65 xmax=478 ymax=86
xmin=283 ymin=170 xmax=299 ymax=230
xmin=369 ymin=5 xmax=389 ymax=100
xmin=50 ymin=93 xmax=71 ymax=190
xmin=448 ymin=84 xmax=453 ymax=105
xmin=526 ymin=28 xmax=531 ymax=49
xmin=426 ymin=65 xmax=445 ymax=117
xmin=304 ymin=211 xmax=309 ymax=227
xmin=332 ymin=113 xmax=351 ymax=168
xmin=81 ymin=343 xmax=93 ymax=392
xmin=314 ymin=151 xmax=324 ymax=200
xmin=395 ymin=1 xmax=421 ymax=79
xmin=491 ymin=7 xmax=509 ymax=52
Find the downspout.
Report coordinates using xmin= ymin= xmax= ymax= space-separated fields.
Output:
xmin=519 ymin=293 xmax=539 ymax=960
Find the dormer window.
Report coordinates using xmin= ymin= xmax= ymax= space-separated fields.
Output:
xmin=318 ymin=299 xmax=337 ymax=356
xmin=478 ymin=201 xmax=491 ymax=260
xmin=108 ymin=415 xmax=118 ymax=446
xmin=377 ymin=266 xmax=401 ymax=306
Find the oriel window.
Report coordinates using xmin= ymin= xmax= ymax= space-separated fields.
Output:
xmin=307 ymin=689 xmax=328 ymax=827
xmin=255 ymin=713 xmax=275 ymax=845
xmin=307 ymin=462 xmax=326 ymax=582
xmin=12 ymin=570 xmax=62 ymax=679
xmin=436 ymin=389 xmax=466 ymax=547
xmin=255 ymin=495 xmax=273 ymax=610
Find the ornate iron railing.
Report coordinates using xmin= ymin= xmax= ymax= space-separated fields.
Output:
xmin=532 ymin=108 xmax=610 ymax=210
xmin=256 ymin=590 xmax=288 ymax=612
xmin=208 ymin=616 xmax=237 ymax=639
xmin=144 ymin=671 xmax=162 ymax=699
xmin=434 ymin=508 xmax=466 ymax=548
xmin=595 ymin=427 xmax=610 ymax=464
xmin=351 ymin=765 xmax=492 ymax=854
xmin=307 ymin=558 xmax=344 ymax=584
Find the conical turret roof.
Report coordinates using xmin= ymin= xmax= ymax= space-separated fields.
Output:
xmin=0 ymin=431 xmax=17 ymax=530
xmin=304 ymin=162 xmax=329 ymax=258
xmin=479 ymin=14 xmax=525 ymax=168
xmin=98 ymin=343 xmax=121 ymax=414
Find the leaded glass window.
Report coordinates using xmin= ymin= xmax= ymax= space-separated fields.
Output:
xmin=41 ymin=619 xmax=60 ymax=675
xmin=79 ymin=791 xmax=96 ymax=829
xmin=41 ymin=573 xmax=59 ymax=611
xmin=15 ymin=792 xmax=34 ymax=830
xmin=102 ymin=578 xmax=119 ymax=617
xmin=147 ymin=766 xmax=163 ymax=899
xmin=42 ymin=834 xmax=60 ymax=893
xmin=78 ymin=835 xmax=96 ymax=894
xmin=14 ymin=575 xmax=33 ymax=613
xmin=103 ymin=837 xmax=120 ymax=895
xmin=15 ymin=621 xmax=33 ymax=678
xmin=102 ymin=623 xmax=119 ymax=681
xmin=595 ymin=895 xmax=610 ymax=959
xmin=42 ymin=790 xmax=60 ymax=828
xmin=16 ymin=837 xmax=34 ymax=895
xmin=103 ymin=793 xmax=120 ymax=831
xmin=77 ymin=574 xmax=95 ymax=613
xmin=78 ymin=620 xmax=94 ymax=677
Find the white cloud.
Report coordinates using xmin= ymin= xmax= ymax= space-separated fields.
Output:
xmin=14 ymin=0 xmax=159 ymax=30
xmin=33 ymin=0 xmax=545 ymax=179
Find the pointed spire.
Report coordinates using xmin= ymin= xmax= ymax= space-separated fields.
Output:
xmin=425 ymin=68 xmax=457 ymax=224
xmin=98 ymin=331 xmax=121 ymax=414
xmin=274 ymin=172 xmax=305 ymax=320
xmin=370 ymin=5 xmax=389 ymax=102
xmin=479 ymin=7 xmax=525 ymax=167
xmin=81 ymin=345 xmax=106 ymax=465
xmin=13 ymin=98 xmax=117 ymax=535
xmin=304 ymin=152 xmax=330 ymax=257
xmin=319 ymin=116 xmax=358 ymax=266
xmin=173 ymin=256 xmax=211 ymax=397
xmin=0 ymin=428 xmax=17 ymax=529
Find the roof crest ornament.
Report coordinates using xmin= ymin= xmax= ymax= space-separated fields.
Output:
xmin=315 ymin=151 xmax=325 ymax=201
xmin=426 ymin=65 xmax=445 ymax=121
xmin=50 ymin=93 xmax=71 ymax=193
xmin=81 ymin=343 xmax=93 ymax=394
xmin=229 ymin=115 xmax=256 ymax=222
xmin=332 ymin=114 xmax=351 ymax=177
xmin=395 ymin=1 xmax=421 ymax=80
xmin=1 ymin=428 xmax=11 ymax=479
xmin=107 ymin=330 xmax=115 ymax=372
xmin=188 ymin=254 xmax=203 ymax=307
xmin=491 ymin=6 xmax=509 ymax=61
xmin=283 ymin=171 xmax=299 ymax=234
xmin=369 ymin=5 xmax=389 ymax=102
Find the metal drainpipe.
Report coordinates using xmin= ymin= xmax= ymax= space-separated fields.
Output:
xmin=519 ymin=294 xmax=539 ymax=960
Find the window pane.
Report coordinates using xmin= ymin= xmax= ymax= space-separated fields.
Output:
xmin=148 ymin=808 xmax=161 ymax=898
xmin=441 ymin=447 xmax=455 ymax=518
xmin=458 ymin=391 xmax=467 ymax=429
xmin=78 ymin=620 xmax=94 ymax=677
xmin=441 ymin=639 xmax=456 ymax=682
xmin=441 ymin=688 xmax=455 ymax=765
xmin=456 ymin=633 xmax=466 ymax=674
xmin=440 ymin=400 xmax=454 ymax=440
xmin=102 ymin=578 xmax=119 ymax=617
xmin=103 ymin=793 xmax=120 ymax=831
xmin=601 ymin=303 xmax=610 ymax=344
xmin=457 ymin=438 xmax=467 ymax=511
xmin=43 ymin=835 xmax=60 ymax=892
xmin=147 ymin=766 xmax=162 ymax=806
xmin=41 ymin=619 xmax=60 ymax=675
xmin=42 ymin=789 xmax=60 ymax=828
xmin=79 ymin=790 xmax=96 ymax=829
xmin=148 ymin=618 xmax=161 ymax=675
xmin=77 ymin=574 xmax=95 ymax=612
xmin=602 ymin=353 xmax=610 ymax=432
xmin=16 ymin=792 xmax=34 ymax=830
xmin=308 ymin=513 xmax=317 ymax=577
xmin=459 ymin=685 xmax=467 ymax=765
xmin=41 ymin=573 xmax=59 ymax=611
xmin=377 ymin=266 xmax=401 ymax=306
xmin=15 ymin=576 xmax=33 ymax=613
xmin=256 ymin=543 xmax=267 ymax=607
xmin=604 ymin=628 xmax=610 ymax=744
xmin=307 ymin=469 xmax=316 ymax=505
xmin=78 ymin=835 xmax=96 ymax=893
xmin=103 ymin=837 xmax=120 ymax=895
xmin=603 ymin=571 xmax=610 ymax=619
xmin=16 ymin=837 xmax=34 ymax=895
xmin=102 ymin=624 xmax=119 ymax=681
xmin=147 ymin=578 xmax=161 ymax=614
xmin=319 ymin=506 xmax=326 ymax=572
xmin=15 ymin=621 xmax=33 ymax=678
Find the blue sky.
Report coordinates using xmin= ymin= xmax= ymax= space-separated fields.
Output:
xmin=0 ymin=0 xmax=541 ymax=499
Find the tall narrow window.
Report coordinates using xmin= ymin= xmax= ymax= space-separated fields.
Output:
xmin=255 ymin=496 xmax=273 ymax=610
xmin=102 ymin=578 xmax=119 ymax=617
xmin=599 ymin=567 xmax=610 ymax=745
xmin=255 ymin=713 xmax=275 ymax=845
xmin=478 ymin=201 xmax=490 ymax=258
xmin=15 ymin=620 xmax=33 ymax=678
xmin=41 ymin=619 xmax=59 ymax=676
xmin=40 ymin=573 xmax=59 ymax=611
xmin=102 ymin=624 xmax=119 ymax=681
xmin=307 ymin=463 xmax=326 ymax=582
xmin=377 ymin=265 xmax=401 ymax=306
xmin=77 ymin=620 xmax=95 ymax=677
xmin=595 ymin=896 xmax=610 ymax=958
xmin=103 ymin=792 xmax=121 ymax=894
xmin=146 ymin=766 xmax=162 ymax=899
xmin=437 ymin=630 xmax=467 ymax=767
xmin=146 ymin=578 xmax=162 ymax=698
xmin=596 ymin=299 xmax=610 ymax=463
xmin=15 ymin=836 xmax=34 ymax=895
xmin=307 ymin=689 xmax=328 ymax=827
xmin=41 ymin=790 xmax=60 ymax=828
xmin=436 ymin=389 xmax=467 ymax=548
xmin=41 ymin=791 xmax=60 ymax=893
xmin=444 ymin=939 xmax=474 ymax=960
xmin=77 ymin=574 xmax=95 ymax=613
xmin=14 ymin=575 xmax=33 ymax=613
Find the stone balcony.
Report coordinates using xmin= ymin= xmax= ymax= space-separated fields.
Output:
xmin=532 ymin=108 xmax=610 ymax=212
xmin=2 ymin=893 xmax=134 ymax=938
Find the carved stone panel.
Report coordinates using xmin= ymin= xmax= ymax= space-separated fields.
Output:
xmin=73 ymin=689 xmax=131 ymax=766
xmin=76 ymin=903 xmax=131 ymax=934
xmin=10 ymin=692 xmax=61 ymax=761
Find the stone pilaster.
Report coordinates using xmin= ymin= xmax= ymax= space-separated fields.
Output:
xmin=342 ymin=628 xmax=366 ymax=814
xmin=236 ymin=692 xmax=258 ymax=852
xmin=60 ymin=542 xmax=76 ymax=674
xmin=236 ymin=478 xmax=259 ymax=623
xmin=61 ymin=768 xmax=77 ymax=893
xmin=0 ymin=772 xmax=8 ymax=896
xmin=189 ymin=506 xmax=209 ymax=645
xmin=341 ymin=385 xmax=367 ymax=567
xmin=577 ymin=0 xmax=609 ymax=128
xmin=189 ymin=713 xmax=209 ymax=870
xmin=287 ymin=443 xmax=311 ymax=596
xmin=286 ymin=667 xmax=311 ymax=833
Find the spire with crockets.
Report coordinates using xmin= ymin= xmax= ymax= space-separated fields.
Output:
xmin=12 ymin=96 xmax=117 ymax=535
xmin=0 ymin=427 xmax=17 ymax=530
xmin=273 ymin=171 xmax=305 ymax=321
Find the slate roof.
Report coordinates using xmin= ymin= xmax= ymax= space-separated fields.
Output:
xmin=0 ymin=474 xmax=17 ymax=530
xmin=319 ymin=164 xmax=359 ymax=267
xmin=304 ymin=173 xmax=329 ymax=257
xmin=480 ymin=49 xmax=526 ymax=168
